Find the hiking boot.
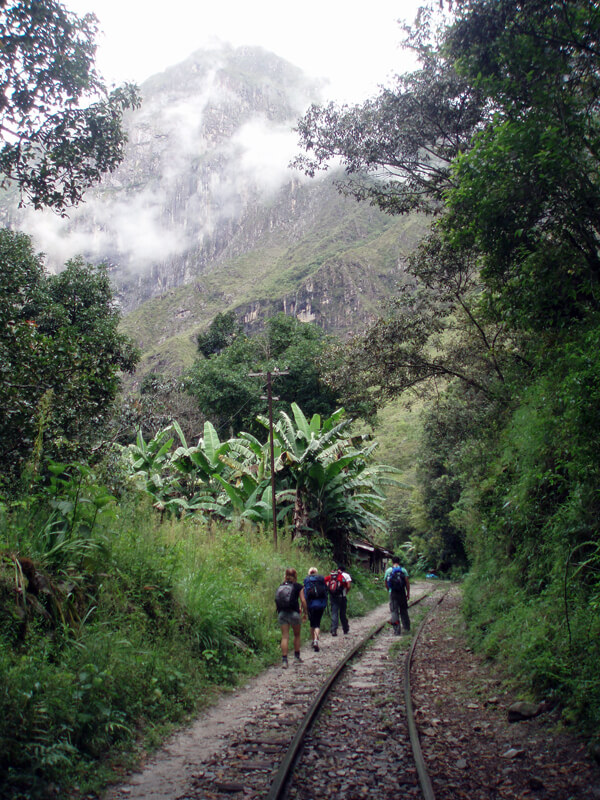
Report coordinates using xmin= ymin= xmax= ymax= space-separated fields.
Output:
xmin=294 ymin=653 xmax=303 ymax=664
xmin=343 ymin=629 xmax=349 ymax=635
xmin=281 ymin=656 xmax=288 ymax=668
xmin=331 ymin=630 xmax=337 ymax=636
xmin=394 ymin=624 xmax=401 ymax=636
xmin=313 ymin=641 xmax=319 ymax=652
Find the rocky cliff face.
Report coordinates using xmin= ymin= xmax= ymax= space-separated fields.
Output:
xmin=5 ymin=44 xmax=425 ymax=373
xmin=56 ymin=45 xmax=323 ymax=310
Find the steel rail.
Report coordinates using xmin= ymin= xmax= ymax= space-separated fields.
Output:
xmin=265 ymin=589 xmax=436 ymax=800
xmin=404 ymin=589 xmax=450 ymax=800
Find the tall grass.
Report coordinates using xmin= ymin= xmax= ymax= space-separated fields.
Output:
xmin=0 ymin=491 xmax=383 ymax=799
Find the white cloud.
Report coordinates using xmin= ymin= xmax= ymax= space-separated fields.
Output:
xmin=63 ymin=0 xmax=423 ymax=104
xmin=228 ymin=119 xmax=307 ymax=193
xmin=22 ymin=188 xmax=194 ymax=274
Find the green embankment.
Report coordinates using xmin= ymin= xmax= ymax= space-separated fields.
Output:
xmin=0 ymin=499 xmax=383 ymax=799
xmin=459 ymin=336 xmax=600 ymax=736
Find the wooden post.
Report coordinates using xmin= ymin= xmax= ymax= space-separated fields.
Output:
xmin=248 ymin=368 xmax=288 ymax=550
xmin=267 ymin=371 xmax=277 ymax=549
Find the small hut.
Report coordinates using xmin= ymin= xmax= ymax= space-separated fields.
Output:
xmin=350 ymin=539 xmax=392 ymax=574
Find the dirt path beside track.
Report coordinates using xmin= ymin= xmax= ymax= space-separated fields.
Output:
xmin=103 ymin=583 xmax=600 ymax=800
xmin=103 ymin=587 xmax=407 ymax=800
xmin=411 ymin=587 xmax=600 ymax=799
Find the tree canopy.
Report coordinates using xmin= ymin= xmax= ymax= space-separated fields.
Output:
xmin=292 ymin=8 xmax=487 ymax=215
xmin=442 ymin=0 xmax=600 ymax=331
xmin=0 ymin=229 xmax=139 ymax=488
xmin=296 ymin=0 xmax=600 ymax=729
xmin=0 ymin=0 xmax=140 ymax=212
xmin=294 ymin=1 xmax=600 ymax=331
xmin=186 ymin=312 xmax=342 ymax=437
xmin=196 ymin=311 xmax=243 ymax=358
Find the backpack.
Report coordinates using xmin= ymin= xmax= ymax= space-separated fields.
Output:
xmin=388 ymin=566 xmax=406 ymax=593
xmin=275 ymin=582 xmax=295 ymax=611
xmin=327 ymin=570 xmax=345 ymax=597
xmin=304 ymin=575 xmax=327 ymax=603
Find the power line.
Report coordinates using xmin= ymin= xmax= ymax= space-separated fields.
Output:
xmin=213 ymin=379 xmax=269 ymax=438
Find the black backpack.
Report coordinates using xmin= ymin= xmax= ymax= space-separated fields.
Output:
xmin=389 ymin=566 xmax=406 ymax=593
xmin=275 ymin=582 xmax=295 ymax=611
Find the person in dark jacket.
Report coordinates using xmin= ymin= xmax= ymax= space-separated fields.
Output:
xmin=324 ymin=563 xmax=352 ymax=636
xmin=303 ymin=566 xmax=328 ymax=652
xmin=384 ymin=555 xmax=410 ymax=635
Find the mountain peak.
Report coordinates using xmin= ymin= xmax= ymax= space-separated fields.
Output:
xmin=2 ymin=43 xmax=424 ymax=379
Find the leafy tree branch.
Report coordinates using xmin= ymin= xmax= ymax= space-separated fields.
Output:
xmin=0 ymin=0 xmax=140 ymax=212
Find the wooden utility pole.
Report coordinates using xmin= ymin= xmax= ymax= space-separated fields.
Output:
xmin=266 ymin=371 xmax=277 ymax=549
xmin=248 ymin=369 xmax=288 ymax=549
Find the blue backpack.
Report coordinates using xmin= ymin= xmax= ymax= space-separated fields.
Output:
xmin=304 ymin=575 xmax=327 ymax=606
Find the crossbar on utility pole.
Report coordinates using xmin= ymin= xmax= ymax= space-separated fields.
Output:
xmin=249 ymin=369 xmax=289 ymax=549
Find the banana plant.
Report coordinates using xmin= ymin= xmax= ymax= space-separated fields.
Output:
xmin=127 ymin=426 xmax=175 ymax=474
xmin=262 ymin=403 xmax=407 ymax=551
xmin=116 ymin=423 xmax=183 ymax=513
xmin=170 ymin=420 xmax=231 ymax=500
xmin=211 ymin=431 xmax=283 ymax=524
xmin=258 ymin=403 xmax=351 ymax=537
xmin=212 ymin=476 xmax=294 ymax=525
xmin=118 ymin=406 xmax=406 ymax=546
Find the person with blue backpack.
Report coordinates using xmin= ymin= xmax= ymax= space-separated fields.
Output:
xmin=303 ymin=566 xmax=328 ymax=651
xmin=384 ymin=555 xmax=410 ymax=635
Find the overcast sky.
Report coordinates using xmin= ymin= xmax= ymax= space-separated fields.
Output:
xmin=63 ymin=0 xmax=425 ymax=104
xmin=20 ymin=1 xmax=433 ymax=274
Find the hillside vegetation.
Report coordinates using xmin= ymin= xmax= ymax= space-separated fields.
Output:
xmin=2 ymin=3 xmax=600 ymax=797
xmin=0 ymin=489 xmax=384 ymax=799
xmin=294 ymin=0 xmax=600 ymax=739
xmin=119 ymin=190 xmax=426 ymax=380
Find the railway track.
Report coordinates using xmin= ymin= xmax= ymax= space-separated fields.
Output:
xmin=179 ymin=586 xmax=447 ymax=800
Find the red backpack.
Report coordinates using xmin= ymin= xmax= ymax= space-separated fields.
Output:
xmin=327 ymin=570 xmax=346 ymax=596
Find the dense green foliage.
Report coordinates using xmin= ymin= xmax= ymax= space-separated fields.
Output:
xmin=460 ymin=328 xmax=600 ymax=726
xmin=0 ymin=0 xmax=140 ymax=211
xmin=0 ymin=465 xmax=383 ymax=799
xmin=0 ymin=0 xmax=140 ymax=488
xmin=119 ymin=404 xmax=403 ymax=561
xmin=0 ymin=230 xmax=139 ymax=489
xmin=187 ymin=312 xmax=342 ymax=437
xmin=196 ymin=310 xmax=243 ymax=358
xmin=443 ymin=1 xmax=600 ymax=332
xmin=297 ymin=0 xmax=600 ymax=734
xmin=112 ymin=371 xmax=204 ymax=448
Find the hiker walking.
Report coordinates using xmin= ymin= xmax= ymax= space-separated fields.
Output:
xmin=303 ymin=566 xmax=328 ymax=651
xmin=275 ymin=567 xmax=307 ymax=668
xmin=325 ymin=563 xmax=352 ymax=636
xmin=384 ymin=555 xmax=410 ymax=635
